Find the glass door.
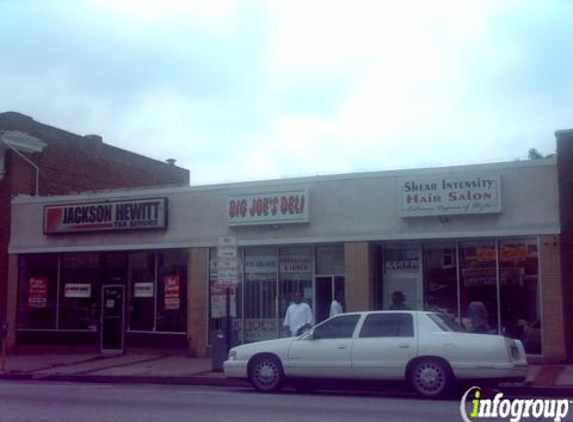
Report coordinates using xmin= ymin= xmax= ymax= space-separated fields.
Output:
xmin=314 ymin=276 xmax=345 ymax=324
xmin=100 ymin=285 xmax=125 ymax=355
xmin=383 ymin=245 xmax=423 ymax=310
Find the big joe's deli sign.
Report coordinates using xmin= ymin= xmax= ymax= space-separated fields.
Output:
xmin=228 ymin=189 xmax=309 ymax=226
xmin=399 ymin=173 xmax=501 ymax=217
xmin=44 ymin=198 xmax=168 ymax=234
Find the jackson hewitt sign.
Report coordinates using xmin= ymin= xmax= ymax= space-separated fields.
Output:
xmin=44 ymin=198 xmax=168 ymax=234
xmin=399 ymin=173 xmax=501 ymax=217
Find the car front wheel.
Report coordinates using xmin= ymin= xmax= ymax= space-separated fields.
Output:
xmin=409 ymin=358 xmax=452 ymax=398
xmin=248 ymin=355 xmax=285 ymax=393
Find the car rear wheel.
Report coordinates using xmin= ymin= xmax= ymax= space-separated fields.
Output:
xmin=409 ymin=358 xmax=452 ymax=398
xmin=248 ymin=355 xmax=284 ymax=393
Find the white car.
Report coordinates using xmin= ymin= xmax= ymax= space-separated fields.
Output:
xmin=224 ymin=311 xmax=527 ymax=398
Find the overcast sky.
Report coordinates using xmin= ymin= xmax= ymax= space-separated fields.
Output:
xmin=1 ymin=0 xmax=572 ymax=185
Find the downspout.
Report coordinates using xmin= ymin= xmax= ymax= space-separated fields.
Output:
xmin=6 ymin=145 xmax=40 ymax=196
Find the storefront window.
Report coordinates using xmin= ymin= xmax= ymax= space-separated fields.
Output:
xmin=499 ymin=239 xmax=541 ymax=354
xmin=460 ymin=241 xmax=499 ymax=333
xmin=156 ymin=250 xmax=187 ymax=332
xmin=382 ymin=245 xmax=422 ymax=310
xmin=316 ymin=245 xmax=344 ymax=275
xmin=128 ymin=251 xmax=156 ymax=331
xmin=59 ymin=253 xmax=100 ymax=330
xmin=101 ymin=253 xmax=127 ymax=282
xmin=18 ymin=254 xmax=58 ymax=329
xmin=423 ymin=243 xmax=458 ymax=318
xmin=209 ymin=245 xmax=333 ymax=343
xmin=279 ymin=246 xmax=313 ymax=336
xmin=240 ymin=247 xmax=278 ymax=342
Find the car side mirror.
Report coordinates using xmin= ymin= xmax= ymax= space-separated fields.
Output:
xmin=301 ymin=330 xmax=317 ymax=340
xmin=309 ymin=330 xmax=322 ymax=340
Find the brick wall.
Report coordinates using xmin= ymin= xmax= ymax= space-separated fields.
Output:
xmin=0 ymin=112 xmax=190 ymax=195
xmin=0 ymin=111 xmax=190 ymax=324
xmin=0 ymin=158 xmax=11 ymax=319
xmin=5 ymin=255 xmax=18 ymax=350
xmin=556 ymin=130 xmax=573 ymax=362
xmin=539 ymin=235 xmax=567 ymax=362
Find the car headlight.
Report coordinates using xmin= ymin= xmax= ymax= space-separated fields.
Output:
xmin=228 ymin=349 xmax=237 ymax=361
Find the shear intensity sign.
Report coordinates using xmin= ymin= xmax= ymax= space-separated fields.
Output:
xmin=399 ymin=174 xmax=501 ymax=217
xmin=43 ymin=198 xmax=168 ymax=234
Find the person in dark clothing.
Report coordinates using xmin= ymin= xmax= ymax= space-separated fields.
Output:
xmin=389 ymin=290 xmax=411 ymax=310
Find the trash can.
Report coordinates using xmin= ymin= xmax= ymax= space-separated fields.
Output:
xmin=211 ymin=330 xmax=228 ymax=372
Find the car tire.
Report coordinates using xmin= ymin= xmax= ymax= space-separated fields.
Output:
xmin=409 ymin=358 xmax=452 ymax=399
xmin=248 ymin=355 xmax=285 ymax=393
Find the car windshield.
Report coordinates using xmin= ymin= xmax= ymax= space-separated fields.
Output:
xmin=428 ymin=313 xmax=465 ymax=332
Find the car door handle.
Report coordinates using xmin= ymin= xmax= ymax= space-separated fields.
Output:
xmin=336 ymin=345 xmax=347 ymax=349
xmin=399 ymin=345 xmax=411 ymax=349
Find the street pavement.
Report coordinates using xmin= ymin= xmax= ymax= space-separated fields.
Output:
xmin=0 ymin=350 xmax=572 ymax=396
xmin=5 ymin=380 xmax=568 ymax=422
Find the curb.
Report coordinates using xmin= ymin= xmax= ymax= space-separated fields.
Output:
xmin=0 ymin=373 xmax=250 ymax=388
xmin=499 ymin=384 xmax=573 ymax=398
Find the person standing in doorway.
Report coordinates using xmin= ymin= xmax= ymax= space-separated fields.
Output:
xmin=389 ymin=290 xmax=411 ymax=310
xmin=468 ymin=301 xmax=490 ymax=333
xmin=283 ymin=291 xmax=313 ymax=336
xmin=329 ymin=291 xmax=344 ymax=317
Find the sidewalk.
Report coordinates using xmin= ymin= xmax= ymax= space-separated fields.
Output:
xmin=0 ymin=351 xmax=572 ymax=396
xmin=0 ymin=350 xmax=247 ymax=387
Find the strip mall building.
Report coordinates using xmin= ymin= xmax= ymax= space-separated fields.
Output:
xmin=6 ymin=131 xmax=573 ymax=363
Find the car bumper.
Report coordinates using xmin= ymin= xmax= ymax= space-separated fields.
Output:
xmin=454 ymin=363 xmax=528 ymax=382
xmin=223 ymin=359 xmax=248 ymax=379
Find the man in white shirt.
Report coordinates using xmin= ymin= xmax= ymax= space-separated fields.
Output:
xmin=283 ymin=292 xmax=313 ymax=336
xmin=329 ymin=291 xmax=344 ymax=317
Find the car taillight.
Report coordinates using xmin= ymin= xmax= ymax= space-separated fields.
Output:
xmin=508 ymin=339 xmax=520 ymax=360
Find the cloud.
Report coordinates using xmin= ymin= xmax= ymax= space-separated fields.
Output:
xmin=91 ymin=0 xmax=240 ymax=30
xmin=0 ymin=0 xmax=571 ymax=185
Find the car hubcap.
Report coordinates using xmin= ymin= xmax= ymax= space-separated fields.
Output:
xmin=255 ymin=361 xmax=278 ymax=387
xmin=415 ymin=364 xmax=444 ymax=393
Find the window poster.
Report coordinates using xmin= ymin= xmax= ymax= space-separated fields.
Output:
xmin=28 ymin=277 xmax=48 ymax=308
xmin=64 ymin=283 xmax=92 ymax=298
xmin=164 ymin=275 xmax=181 ymax=310
xmin=134 ymin=282 xmax=154 ymax=298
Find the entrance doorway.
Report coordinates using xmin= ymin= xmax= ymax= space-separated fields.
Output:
xmin=100 ymin=285 xmax=125 ymax=354
xmin=315 ymin=276 xmax=345 ymax=323
xmin=383 ymin=245 xmax=423 ymax=310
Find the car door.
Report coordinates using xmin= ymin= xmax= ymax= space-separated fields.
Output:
xmin=286 ymin=314 xmax=361 ymax=378
xmin=351 ymin=312 xmax=417 ymax=379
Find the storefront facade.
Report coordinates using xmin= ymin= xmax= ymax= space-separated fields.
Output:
xmin=7 ymin=158 xmax=567 ymax=362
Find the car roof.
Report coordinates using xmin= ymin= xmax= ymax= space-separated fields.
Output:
xmin=338 ymin=310 xmax=434 ymax=316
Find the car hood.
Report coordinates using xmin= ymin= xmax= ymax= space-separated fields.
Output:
xmin=231 ymin=337 xmax=296 ymax=358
